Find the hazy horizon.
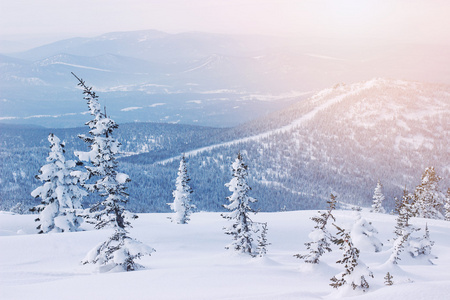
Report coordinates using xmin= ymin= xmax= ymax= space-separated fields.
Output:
xmin=1 ymin=0 xmax=449 ymax=129
xmin=1 ymin=0 xmax=449 ymax=52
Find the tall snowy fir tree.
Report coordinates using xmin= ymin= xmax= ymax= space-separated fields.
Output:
xmin=168 ymin=155 xmax=195 ymax=224
xmin=413 ymin=167 xmax=444 ymax=219
xmin=371 ymin=180 xmax=386 ymax=213
xmin=222 ymin=152 xmax=258 ymax=256
xmin=330 ymin=225 xmax=373 ymax=293
xmin=30 ymin=133 xmax=86 ymax=233
xmin=72 ymin=74 xmax=154 ymax=272
xmin=387 ymin=188 xmax=419 ymax=265
xmin=295 ymin=193 xmax=337 ymax=264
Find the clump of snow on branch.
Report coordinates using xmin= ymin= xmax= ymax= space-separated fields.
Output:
xmin=350 ymin=211 xmax=383 ymax=253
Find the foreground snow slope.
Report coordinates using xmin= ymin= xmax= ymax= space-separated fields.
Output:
xmin=1 ymin=210 xmax=449 ymax=299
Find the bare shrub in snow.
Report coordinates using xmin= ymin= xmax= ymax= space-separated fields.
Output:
xmin=384 ymin=272 xmax=394 ymax=285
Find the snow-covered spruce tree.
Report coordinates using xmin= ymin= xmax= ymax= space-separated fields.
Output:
xmin=30 ymin=133 xmax=86 ymax=233
xmin=413 ymin=167 xmax=444 ymax=219
xmin=221 ymin=152 xmax=257 ymax=256
xmin=418 ymin=223 xmax=434 ymax=256
xmin=445 ymin=188 xmax=450 ymax=221
xmin=255 ymin=222 xmax=270 ymax=257
xmin=294 ymin=193 xmax=337 ymax=264
xmin=72 ymin=74 xmax=154 ymax=272
xmin=393 ymin=196 xmax=402 ymax=215
xmin=387 ymin=188 xmax=419 ymax=265
xmin=167 ymin=155 xmax=195 ymax=224
xmin=408 ymin=223 xmax=436 ymax=262
xmin=330 ymin=224 xmax=373 ymax=292
xmin=350 ymin=211 xmax=383 ymax=253
xmin=371 ymin=180 xmax=386 ymax=213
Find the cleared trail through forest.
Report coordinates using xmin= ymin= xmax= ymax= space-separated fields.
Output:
xmin=155 ymin=80 xmax=376 ymax=165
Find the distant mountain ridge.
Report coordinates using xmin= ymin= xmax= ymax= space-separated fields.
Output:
xmin=9 ymin=30 xmax=277 ymax=63
xmin=1 ymin=30 xmax=449 ymax=128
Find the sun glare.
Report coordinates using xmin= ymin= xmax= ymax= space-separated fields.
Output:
xmin=324 ymin=0 xmax=384 ymax=38
xmin=280 ymin=0 xmax=390 ymax=40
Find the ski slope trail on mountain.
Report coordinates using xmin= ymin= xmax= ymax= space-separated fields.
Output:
xmin=157 ymin=79 xmax=381 ymax=165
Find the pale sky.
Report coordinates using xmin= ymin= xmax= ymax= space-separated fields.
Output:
xmin=1 ymin=0 xmax=449 ymax=44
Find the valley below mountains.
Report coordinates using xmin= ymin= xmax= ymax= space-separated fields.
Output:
xmin=1 ymin=78 xmax=448 ymax=213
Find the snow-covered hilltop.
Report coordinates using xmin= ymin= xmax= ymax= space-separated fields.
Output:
xmin=1 ymin=210 xmax=449 ymax=299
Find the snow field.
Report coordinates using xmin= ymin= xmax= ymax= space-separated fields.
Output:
xmin=1 ymin=210 xmax=450 ymax=299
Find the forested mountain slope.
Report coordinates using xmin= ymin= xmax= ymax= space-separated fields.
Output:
xmin=0 ymin=122 xmax=242 ymax=211
xmin=128 ymin=78 xmax=449 ymax=212
xmin=1 ymin=79 xmax=448 ymax=213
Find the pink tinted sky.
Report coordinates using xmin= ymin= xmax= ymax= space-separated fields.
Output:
xmin=0 ymin=0 xmax=449 ymax=44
